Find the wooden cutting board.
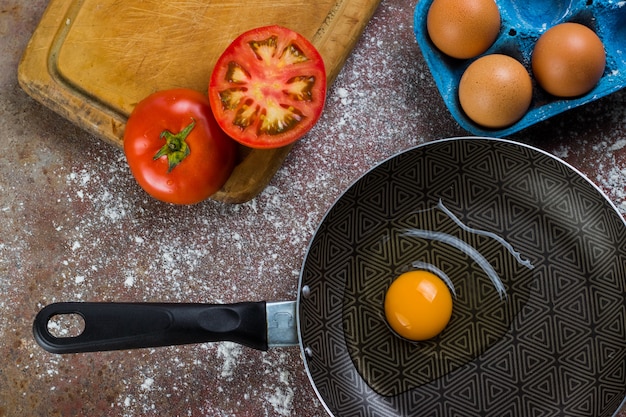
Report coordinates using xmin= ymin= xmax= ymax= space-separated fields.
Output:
xmin=18 ymin=0 xmax=380 ymax=203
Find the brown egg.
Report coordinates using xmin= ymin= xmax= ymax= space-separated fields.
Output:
xmin=427 ymin=0 xmax=501 ymax=59
xmin=458 ymin=54 xmax=533 ymax=129
xmin=532 ymin=22 xmax=606 ymax=97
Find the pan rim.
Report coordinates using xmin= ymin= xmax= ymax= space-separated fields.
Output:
xmin=296 ymin=136 xmax=626 ymax=417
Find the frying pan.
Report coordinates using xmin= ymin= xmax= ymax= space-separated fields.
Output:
xmin=34 ymin=138 xmax=626 ymax=416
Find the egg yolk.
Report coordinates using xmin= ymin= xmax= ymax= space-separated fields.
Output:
xmin=384 ymin=270 xmax=453 ymax=341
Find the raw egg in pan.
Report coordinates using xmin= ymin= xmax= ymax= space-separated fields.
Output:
xmin=384 ymin=270 xmax=453 ymax=341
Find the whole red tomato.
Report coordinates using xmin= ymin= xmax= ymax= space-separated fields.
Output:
xmin=209 ymin=25 xmax=327 ymax=149
xmin=124 ymin=89 xmax=236 ymax=204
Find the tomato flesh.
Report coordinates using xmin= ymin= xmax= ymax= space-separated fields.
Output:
xmin=124 ymin=89 xmax=236 ymax=205
xmin=209 ymin=26 xmax=327 ymax=149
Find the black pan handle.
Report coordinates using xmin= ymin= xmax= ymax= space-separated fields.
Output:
xmin=33 ymin=302 xmax=268 ymax=354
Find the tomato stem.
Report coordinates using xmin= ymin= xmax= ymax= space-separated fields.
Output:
xmin=154 ymin=118 xmax=195 ymax=172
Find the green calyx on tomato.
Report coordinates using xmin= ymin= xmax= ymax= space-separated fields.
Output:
xmin=209 ymin=25 xmax=327 ymax=149
xmin=124 ymin=89 xmax=236 ymax=205
xmin=154 ymin=118 xmax=195 ymax=172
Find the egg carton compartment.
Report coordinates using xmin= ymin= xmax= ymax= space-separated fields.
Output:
xmin=414 ymin=0 xmax=626 ymax=137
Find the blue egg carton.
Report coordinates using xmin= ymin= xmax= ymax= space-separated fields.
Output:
xmin=414 ymin=0 xmax=626 ymax=137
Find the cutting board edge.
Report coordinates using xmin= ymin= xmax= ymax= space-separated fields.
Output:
xmin=18 ymin=0 xmax=126 ymax=147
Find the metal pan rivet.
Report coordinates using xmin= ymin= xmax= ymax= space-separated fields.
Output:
xmin=301 ymin=285 xmax=311 ymax=298
xmin=304 ymin=347 xmax=313 ymax=358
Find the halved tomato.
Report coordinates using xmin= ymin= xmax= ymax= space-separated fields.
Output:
xmin=209 ymin=25 xmax=327 ymax=149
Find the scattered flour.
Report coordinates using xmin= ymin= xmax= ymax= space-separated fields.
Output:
xmin=598 ymin=165 xmax=626 ymax=213
xmin=21 ymin=1 xmax=626 ymax=416
xmin=263 ymin=355 xmax=295 ymax=416
xmin=267 ymin=385 xmax=295 ymax=417
xmin=217 ymin=342 xmax=243 ymax=379
xmin=609 ymin=139 xmax=626 ymax=152
xmin=588 ymin=139 xmax=626 ymax=215
xmin=141 ymin=377 xmax=154 ymax=391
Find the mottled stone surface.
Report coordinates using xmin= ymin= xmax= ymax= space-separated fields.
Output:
xmin=1 ymin=0 xmax=625 ymax=416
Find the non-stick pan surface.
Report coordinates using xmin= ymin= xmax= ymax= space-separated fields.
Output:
xmin=34 ymin=138 xmax=626 ymax=417
xmin=297 ymin=137 xmax=626 ymax=417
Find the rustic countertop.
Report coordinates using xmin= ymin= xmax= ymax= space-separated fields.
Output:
xmin=1 ymin=0 xmax=625 ymax=416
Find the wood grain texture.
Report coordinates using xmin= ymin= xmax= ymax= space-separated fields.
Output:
xmin=18 ymin=0 xmax=380 ymax=203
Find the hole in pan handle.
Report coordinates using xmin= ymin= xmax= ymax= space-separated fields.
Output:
xmin=32 ymin=302 xmax=269 ymax=354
